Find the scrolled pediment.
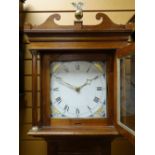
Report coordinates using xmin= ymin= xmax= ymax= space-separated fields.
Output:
xmin=24 ymin=13 xmax=130 ymax=32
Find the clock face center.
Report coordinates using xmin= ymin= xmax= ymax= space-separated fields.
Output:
xmin=75 ymin=87 xmax=80 ymax=93
xmin=50 ymin=61 xmax=107 ymax=118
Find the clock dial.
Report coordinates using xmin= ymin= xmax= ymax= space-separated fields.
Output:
xmin=50 ymin=61 xmax=107 ymax=118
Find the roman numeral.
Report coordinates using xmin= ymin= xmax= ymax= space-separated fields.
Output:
xmin=89 ymin=114 xmax=94 ymax=117
xmin=76 ymin=108 xmax=80 ymax=116
xmin=64 ymin=68 xmax=69 ymax=72
xmin=97 ymin=87 xmax=102 ymax=91
xmin=61 ymin=114 xmax=66 ymax=117
xmin=93 ymin=97 xmax=100 ymax=103
xmin=56 ymin=97 xmax=61 ymax=104
xmin=64 ymin=105 xmax=69 ymax=112
xmin=63 ymin=64 xmax=69 ymax=72
xmin=86 ymin=67 xmax=90 ymax=73
xmin=102 ymin=112 xmax=106 ymax=117
xmin=87 ymin=106 xmax=92 ymax=113
xmin=53 ymin=88 xmax=59 ymax=91
xmin=75 ymin=64 xmax=80 ymax=70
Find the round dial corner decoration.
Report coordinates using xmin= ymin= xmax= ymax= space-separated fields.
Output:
xmin=50 ymin=61 xmax=107 ymax=119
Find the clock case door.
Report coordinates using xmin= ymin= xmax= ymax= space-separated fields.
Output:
xmin=40 ymin=53 xmax=114 ymax=127
xmin=114 ymin=43 xmax=135 ymax=144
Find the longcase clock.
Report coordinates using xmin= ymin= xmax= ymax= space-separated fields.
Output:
xmin=24 ymin=13 xmax=135 ymax=155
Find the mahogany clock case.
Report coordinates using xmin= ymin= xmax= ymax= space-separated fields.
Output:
xmin=24 ymin=13 xmax=135 ymax=145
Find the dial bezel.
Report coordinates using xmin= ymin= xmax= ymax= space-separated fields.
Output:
xmin=40 ymin=52 xmax=114 ymax=127
xmin=50 ymin=61 xmax=107 ymax=119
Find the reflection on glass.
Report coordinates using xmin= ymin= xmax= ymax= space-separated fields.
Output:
xmin=119 ymin=54 xmax=135 ymax=132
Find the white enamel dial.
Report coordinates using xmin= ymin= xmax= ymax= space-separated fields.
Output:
xmin=50 ymin=61 xmax=107 ymax=118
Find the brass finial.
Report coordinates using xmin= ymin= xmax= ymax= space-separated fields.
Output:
xmin=71 ymin=2 xmax=84 ymax=20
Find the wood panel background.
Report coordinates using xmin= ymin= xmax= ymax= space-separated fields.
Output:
xmin=20 ymin=0 xmax=135 ymax=154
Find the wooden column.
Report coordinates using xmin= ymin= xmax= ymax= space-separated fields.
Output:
xmin=31 ymin=50 xmax=38 ymax=127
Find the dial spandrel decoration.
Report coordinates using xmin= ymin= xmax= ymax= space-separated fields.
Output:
xmin=50 ymin=61 xmax=107 ymax=118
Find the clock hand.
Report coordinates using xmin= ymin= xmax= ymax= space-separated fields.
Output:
xmin=54 ymin=75 xmax=78 ymax=92
xmin=77 ymin=75 xmax=99 ymax=91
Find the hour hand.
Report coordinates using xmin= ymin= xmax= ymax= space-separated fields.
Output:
xmin=54 ymin=75 xmax=77 ymax=91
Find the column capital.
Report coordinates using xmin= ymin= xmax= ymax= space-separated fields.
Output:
xmin=31 ymin=50 xmax=38 ymax=56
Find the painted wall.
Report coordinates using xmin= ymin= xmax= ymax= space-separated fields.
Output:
xmin=21 ymin=0 xmax=134 ymax=25
xmin=20 ymin=0 xmax=135 ymax=155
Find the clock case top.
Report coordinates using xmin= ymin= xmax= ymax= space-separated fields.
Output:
xmin=24 ymin=13 xmax=133 ymax=51
xmin=24 ymin=13 xmax=134 ymax=142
